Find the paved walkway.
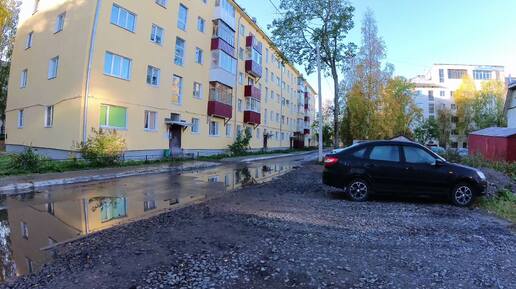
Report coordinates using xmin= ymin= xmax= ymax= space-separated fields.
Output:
xmin=0 ymin=161 xmax=220 ymax=194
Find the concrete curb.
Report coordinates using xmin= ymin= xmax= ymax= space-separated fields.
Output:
xmin=0 ymin=161 xmax=221 ymax=195
xmin=241 ymin=151 xmax=316 ymax=163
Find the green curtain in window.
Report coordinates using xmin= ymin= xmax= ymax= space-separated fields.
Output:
xmin=109 ymin=106 xmax=127 ymax=128
xmin=100 ymin=105 xmax=107 ymax=126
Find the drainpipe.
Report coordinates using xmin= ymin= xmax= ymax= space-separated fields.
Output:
xmin=279 ymin=61 xmax=284 ymax=147
xmin=233 ymin=15 xmax=242 ymax=140
xmin=82 ymin=0 xmax=102 ymax=143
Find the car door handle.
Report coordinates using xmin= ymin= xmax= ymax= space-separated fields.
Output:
xmin=405 ymin=166 xmax=414 ymax=171
xmin=365 ymin=163 xmax=376 ymax=169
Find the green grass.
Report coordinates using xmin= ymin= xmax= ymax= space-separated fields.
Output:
xmin=477 ymin=189 xmax=516 ymax=223
xmin=442 ymin=151 xmax=516 ymax=181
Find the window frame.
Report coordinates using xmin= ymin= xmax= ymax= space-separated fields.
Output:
xmin=104 ymin=51 xmax=132 ymax=80
xmin=146 ymin=65 xmax=161 ymax=87
xmin=367 ymin=145 xmax=402 ymax=163
xmin=48 ymin=56 xmax=59 ymax=79
xmin=44 ymin=105 xmax=54 ymax=128
xmin=150 ymin=24 xmax=164 ymax=45
xmin=110 ymin=4 xmax=137 ymax=32
xmin=177 ymin=4 xmax=188 ymax=31
xmin=144 ymin=110 xmax=158 ymax=131
xmin=100 ymin=104 xmax=128 ymax=130
xmin=191 ymin=118 xmax=200 ymax=133
xmin=174 ymin=37 xmax=185 ymax=66
xmin=55 ymin=12 xmax=66 ymax=33
xmin=209 ymin=121 xmax=219 ymax=136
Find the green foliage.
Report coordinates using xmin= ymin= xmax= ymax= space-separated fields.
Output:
xmin=227 ymin=129 xmax=252 ymax=156
xmin=478 ymin=189 xmax=516 ymax=223
xmin=8 ymin=147 xmax=48 ymax=172
xmin=443 ymin=152 xmax=516 ymax=180
xmin=414 ymin=117 xmax=439 ymax=145
xmin=75 ymin=128 xmax=127 ymax=166
xmin=269 ymin=0 xmax=356 ymax=147
xmin=436 ymin=108 xmax=452 ymax=147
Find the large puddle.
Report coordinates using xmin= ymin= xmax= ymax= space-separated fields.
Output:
xmin=0 ymin=158 xmax=302 ymax=281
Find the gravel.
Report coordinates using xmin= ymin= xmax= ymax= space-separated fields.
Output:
xmin=1 ymin=162 xmax=515 ymax=289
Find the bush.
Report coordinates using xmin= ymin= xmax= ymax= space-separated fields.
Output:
xmin=228 ymin=129 xmax=252 ymax=156
xmin=442 ymin=151 xmax=516 ymax=180
xmin=75 ymin=128 xmax=126 ymax=166
xmin=478 ymin=189 xmax=516 ymax=222
xmin=9 ymin=146 xmax=47 ymax=172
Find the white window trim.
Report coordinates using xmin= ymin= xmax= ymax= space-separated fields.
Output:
xmin=146 ymin=65 xmax=161 ymax=87
xmin=144 ymin=111 xmax=158 ymax=131
xmin=20 ymin=69 xmax=28 ymax=88
xmin=44 ymin=106 xmax=54 ymax=128
xmin=150 ymin=24 xmax=164 ymax=45
xmin=104 ymin=51 xmax=132 ymax=80
xmin=48 ymin=56 xmax=59 ymax=80
xmin=193 ymin=82 xmax=203 ymax=99
xmin=191 ymin=118 xmax=200 ymax=134
xmin=110 ymin=4 xmax=137 ymax=32
xmin=55 ymin=12 xmax=66 ymax=33
xmin=100 ymin=104 xmax=128 ymax=130
xmin=17 ymin=110 xmax=24 ymax=128
xmin=26 ymin=32 xmax=33 ymax=49
xmin=209 ymin=121 xmax=220 ymax=137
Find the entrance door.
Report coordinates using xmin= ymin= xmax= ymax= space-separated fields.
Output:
xmin=263 ymin=134 xmax=268 ymax=149
xmin=169 ymin=126 xmax=182 ymax=155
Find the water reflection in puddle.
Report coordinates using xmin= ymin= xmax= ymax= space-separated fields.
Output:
xmin=0 ymin=160 xmax=296 ymax=281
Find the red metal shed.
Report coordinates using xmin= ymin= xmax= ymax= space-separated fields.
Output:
xmin=468 ymin=127 xmax=516 ymax=162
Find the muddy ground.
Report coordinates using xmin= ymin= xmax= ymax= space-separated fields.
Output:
xmin=2 ymin=163 xmax=515 ymax=289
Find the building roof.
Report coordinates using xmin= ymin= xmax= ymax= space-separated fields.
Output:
xmin=470 ymin=127 xmax=516 ymax=137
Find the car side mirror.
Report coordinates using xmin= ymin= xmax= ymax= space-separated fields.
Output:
xmin=434 ymin=159 xmax=445 ymax=167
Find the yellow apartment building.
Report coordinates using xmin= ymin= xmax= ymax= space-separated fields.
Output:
xmin=5 ymin=0 xmax=317 ymax=159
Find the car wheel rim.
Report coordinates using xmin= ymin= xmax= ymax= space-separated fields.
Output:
xmin=454 ymin=186 xmax=472 ymax=205
xmin=350 ymin=181 xmax=367 ymax=200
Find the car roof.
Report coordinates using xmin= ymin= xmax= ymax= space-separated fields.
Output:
xmin=358 ymin=140 xmax=422 ymax=146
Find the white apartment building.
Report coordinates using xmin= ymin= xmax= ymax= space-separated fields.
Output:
xmin=411 ymin=64 xmax=505 ymax=148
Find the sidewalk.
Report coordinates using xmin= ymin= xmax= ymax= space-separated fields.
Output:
xmin=220 ymin=150 xmax=317 ymax=163
xmin=0 ymin=161 xmax=220 ymax=194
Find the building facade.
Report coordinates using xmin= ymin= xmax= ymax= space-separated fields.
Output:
xmin=506 ymin=82 xmax=516 ymax=128
xmin=411 ymin=64 xmax=505 ymax=148
xmin=5 ymin=0 xmax=317 ymax=159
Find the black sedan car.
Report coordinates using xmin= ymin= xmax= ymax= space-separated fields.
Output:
xmin=322 ymin=141 xmax=487 ymax=206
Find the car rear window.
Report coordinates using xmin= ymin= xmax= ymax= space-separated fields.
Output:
xmin=352 ymin=148 xmax=367 ymax=159
xmin=369 ymin=146 xmax=400 ymax=162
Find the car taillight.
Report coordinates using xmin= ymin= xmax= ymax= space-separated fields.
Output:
xmin=324 ymin=156 xmax=339 ymax=167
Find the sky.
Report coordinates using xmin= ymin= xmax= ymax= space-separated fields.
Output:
xmin=19 ymin=0 xmax=516 ymax=102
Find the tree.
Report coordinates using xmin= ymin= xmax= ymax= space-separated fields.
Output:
xmin=378 ymin=77 xmax=422 ymax=138
xmin=414 ymin=117 xmax=439 ymax=145
xmin=313 ymin=100 xmax=334 ymax=147
xmin=453 ymin=76 xmax=476 ymax=143
xmin=436 ymin=107 xmax=452 ymax=147
xmin=473 ymin=80 xmax=506 ymax=128
xmin=0 ymin=0 xmax=20 ymax=132
xmin=340 ymin=9 xmax=392 ymax=144
xmin=269 ymin=0 xmax=356 ymax=148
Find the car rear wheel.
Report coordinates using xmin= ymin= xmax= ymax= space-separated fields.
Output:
xmin=451 ymin=183 xmax=474 ymax=207
xmin=348 ymin=179 xmax=369 ymax=202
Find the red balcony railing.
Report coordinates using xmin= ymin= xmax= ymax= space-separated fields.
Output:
xmin=244 ymin=111 xmax=261 ymax=125
xmin=246 ymin=35 xmax=263 ymax=54
xmin=304 ymin=129 xmax=310 ymax=135
xmin=245 ymin=60 xmax=262 ymax=78
xmin=208 ymin=100 xmax=232 ymax=119
xmin=211 ymin=38 xmax=235 ymax=58
xmin=304 ymin=103 xmax=309 ymax=110
xmin=244 ymin=85 xmax=261 ymax=100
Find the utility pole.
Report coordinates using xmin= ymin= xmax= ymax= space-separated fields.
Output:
xmin=317 ymin=43 xmax=323 ymax=162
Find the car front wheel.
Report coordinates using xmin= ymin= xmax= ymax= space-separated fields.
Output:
xmin=348 ymin=179 xmax=369 ymax=202
xmin=451 ymin=183 xmax=474 ymax=207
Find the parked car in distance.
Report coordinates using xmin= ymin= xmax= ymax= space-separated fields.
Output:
xmin=322 ymin=141 xmax=487 ymax=206
xmin=429 ymin=146 xmax=446 ymax=156
xmin=457 ymin=148 xmax=469 ymax=157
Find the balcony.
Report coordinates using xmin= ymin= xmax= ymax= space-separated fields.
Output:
xmin=208 ymin=101 xmax=232 ymax=119
xmin=244 ymin=111 xmax=261 ymax=125
xmin=211 ymin=38 xmax=235 ymax=57
xmin=304 ymin=103 xmax=309 ymax=110
xmin=245 ymin=60 xmax=262 ymax=78
xmin=244 ymin=85 xmax=261 ymax=100
xmin=304 ymin=128 xmax=310 ymax=135
xmin=246 ymin=35 xmax=263 ymax=54
xmin=304 ymin=116 xmax=310 ymax=122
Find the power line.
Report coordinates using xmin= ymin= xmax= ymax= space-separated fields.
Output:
xmin=267 ymin=0 xmax=281 ymax=13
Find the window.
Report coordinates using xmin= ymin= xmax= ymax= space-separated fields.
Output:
xmin=150 ymin=24 xmax=164 ymax=45
xmin=193 ymin=82 xmax=202 ymax=99
xmin=177 ymin=4 xmax=188 ymax=31
xmin=256 ymin=128 xmax=261 ymax=139
xmin=26 ymin=258 xmax=34 ymax=274
xmin=239 ymin=24 xmax=245 ymax=37
xmin=48 ymin=56 xmax=59 ymax=79
xmin=473 ymin=70 xmax=492 ymax=80
xmin=369 ymin=146 xmax=400 ymax=162
xmin=439 ymin=69 xmax=444 ymax=83
xmin=155 ymin=0 xmax=168 ymax=8
xmin=21 ymin=221 xmax=29 ymax=239
xmin=403 ymin=146 xmax=436 ymax=165
xmin=265 ymin=68 xmax=269 ymax=82
xmin=266 ymin=48 xmax=269 ymax=63
xmin=44 ymin=106 xmax=54 ymax=127
xmin=428 ymin=90 xmax=434 ymax=101
xmin=144 ymin=111 xmax=157 ymax=130
xmin=225 ymin=123 xmax=232 ymax=137
xmin=237 ymin=99 xmax=242 ymax=111
xmin=20 ymin=69 xmax=28 ymax=88
xmin=245 ymin=97 xmax=260 ymax=112
xmin=110 ymin=4 xmax=136 ymax=32
xmin=213 ymin=20 xmax=235 ymax=47
xmin=26 ymin=32 xmax=33 ymax=49
xmin=17 ymin=110 xmax=24 ymax=128
xmin=195 ymin=47 xmax=204 ymax=64
xmin=451 ymin=103 xmax=457 ymax=110
xmin=104 ymin=52 xmax=132 ymax=80
xmin=55 ymin=12 xmax=66 ymax=33
xmin=448 ymin=69 xmax=467 ymax=79
xmin=209 ymin=121 xmax=219 ymax=136
xmin=174 ymin=37 xmax=185 ymax=66
xmin=191 ymin=118 xmax=200 ymax=133
xmin=264 ymin=108 xmax=268 ymax=124
xmin=209 ymin=82 xmax=232 ymax=105
xmin=144 ymin=200 xmax=157 ymax=211
xmin=239 ymin=73 xmax=244 ymax=85
xmin=239 ymin=47 xmax=244 ymax=60
xmin=172 ymin=75 xmax=183 ymax=104
xmin=197 ymin=17 xmax=205 ymax=33
xmin=100 ymin=197 xmax=127 ymax=222
xmin=146 ymin=66 xmax=160 ymax=86
xmin=352 ymin=148 xmax=367 ymax=159
xmin=211 ymin=50 xmax=236 ymax=74
xmin=440 ymin=90 xmax=445 ymax=97
xmin=429 ymin=103 xmax=434 ymax=114
xmin=100 ymin=104 xmax=127 ymax=129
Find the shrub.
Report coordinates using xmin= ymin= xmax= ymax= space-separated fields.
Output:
xmin=228 ymin=129 xmax=252 ymax=156
xmin=75 ymin=128 xmax=126 ymax=166
xmin=8 ymin=146 xmax=47 ymax=172
xmin=478 ymin=188 xmax=516 ymax=222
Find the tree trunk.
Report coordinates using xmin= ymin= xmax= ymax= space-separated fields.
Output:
xmin=332 ymin=67 xmax=340 ymax=148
